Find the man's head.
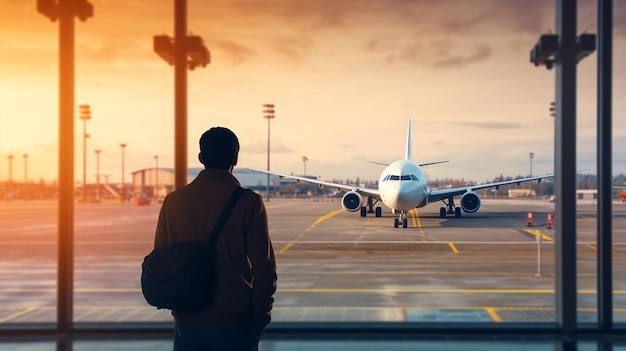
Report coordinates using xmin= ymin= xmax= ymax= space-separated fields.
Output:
xmin=198 ymin=127 xmax=239 ymax=170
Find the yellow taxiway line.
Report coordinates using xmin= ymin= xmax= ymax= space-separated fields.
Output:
xmin=278 ymin=209 xmax=344 ymax=253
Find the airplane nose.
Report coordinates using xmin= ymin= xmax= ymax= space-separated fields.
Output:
xmin=382 ymin=183 xmax=416 ymax=209
xmin=395 ymin=192 xmax=414 ymax=208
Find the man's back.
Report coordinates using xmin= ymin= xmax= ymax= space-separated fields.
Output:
xmin=155 ymin=169 xmax=277 ymax=336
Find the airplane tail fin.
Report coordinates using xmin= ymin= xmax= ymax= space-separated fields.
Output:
xmin=405 ymin=118 xmax=412 ymax=161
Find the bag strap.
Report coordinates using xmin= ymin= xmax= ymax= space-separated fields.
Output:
xmin=206 ymin=187 xmax=247 ymax=247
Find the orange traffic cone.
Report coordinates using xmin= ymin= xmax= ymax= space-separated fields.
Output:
xmin=527 ymin=212 xmax=533 ymax=227
xmin=547 ymin=213 xmax=552 ymax=229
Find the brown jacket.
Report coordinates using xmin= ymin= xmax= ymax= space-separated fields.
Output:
xmin=154 ymin=169 xmax=277 ymax=333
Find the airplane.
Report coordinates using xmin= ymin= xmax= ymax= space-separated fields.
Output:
xmin=253 ymin=119 xmax=555 ymax=228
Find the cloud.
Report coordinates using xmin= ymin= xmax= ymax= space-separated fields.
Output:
xmin=214 ymin=40 xmax=257 ymax=65
xmin=456 ymin=121 xmax=523 ymax=129
xmin=271 ymin=35 xmax=316 ymax=63
xmin=387 ymin=40 xmax=492 ymax=68
xmin=432 ymin=44 xmax=492 ymax=68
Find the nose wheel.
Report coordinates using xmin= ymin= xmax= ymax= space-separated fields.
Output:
xmin=393 ymin=211 xmax=408 ymax=228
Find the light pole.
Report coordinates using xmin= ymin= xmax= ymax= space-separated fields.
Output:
xmin=152 ymin=0 xmax=210 ymax=191
xmin=263 ymin=104 xmax=275 ymax=202
xmin=37 ymin=0 xmax=94 ymax=331
xmin=302 ymin=156 xmax=308 ymax=176
xmin=79 ymin=104 xmax=91 ymax=201
xmin=120 ymin=143 xmax=126 ymax=201
xmin=529 ymin=152 xmax=535 ymax=198
xmin=23 ymin=154 xmax=28 ymax=184
xmin=95 ymin=150 xmax=101 ymax=202
xmin=7 ymin=155 xmax=13 ymax=183
xmin=154 ymin=155 xmax=159 ymax=198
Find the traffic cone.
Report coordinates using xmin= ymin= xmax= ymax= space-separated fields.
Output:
xmin=547 ymin=213 xmax=552 ymax=229
xmin=527 ymin=212 xmax=533 ymax=226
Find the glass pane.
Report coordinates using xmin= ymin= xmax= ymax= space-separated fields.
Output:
xmin=271 ymin=197 xmax=558 ymax=323
xmin=614 ymin=0 xmax=626 ymax=325
xmin=74 ymin=201 xmax=170 ymax=323
xmin=614 ymin=199 xmax=626 ymax=323
xmin=0 ymin=201 xmax=57 ymax=324
xmin=577 ymin=201 xmax=597 ymax=324
xmin=0 ymin=342 xmax=56 ymax=351
xmin=6 ymin=0 xmax=625 ymax=331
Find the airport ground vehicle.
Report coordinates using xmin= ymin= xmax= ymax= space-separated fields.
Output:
xmin=136 ymin=194 xmax=151 ymax=206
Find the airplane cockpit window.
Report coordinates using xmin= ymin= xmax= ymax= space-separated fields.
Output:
xmin=384 ymin=175 xmax=418 ymax=181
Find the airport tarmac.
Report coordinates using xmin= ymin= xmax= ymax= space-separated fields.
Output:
xmin=1 ymin=198 xmax=625 ymax=325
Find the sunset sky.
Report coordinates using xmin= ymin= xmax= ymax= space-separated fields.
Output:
xmin=1 ymin=0 xmax=625 ymax=185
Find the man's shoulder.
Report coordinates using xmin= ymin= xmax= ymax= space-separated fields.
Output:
xmin=161 ymin=181 xmax=201 ymax=204
xmin=233 ymin=188 xmax=264 ymax=211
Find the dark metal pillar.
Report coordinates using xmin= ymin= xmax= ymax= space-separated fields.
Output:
xmin=597 ymin=0 xmax=613 ymax=331
xmin=554 ymin=0 xmax=577 ymax=333
xmin=174 ymin=0 xmax=187 ymax=189
xmin=57 ymin=0 xmax=75 ymax=332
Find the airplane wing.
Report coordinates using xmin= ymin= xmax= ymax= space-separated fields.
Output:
xmin=250 ymin=169 xmax=380 ymax=199
xmin=428 ymin=174 xmax=555 ymax=203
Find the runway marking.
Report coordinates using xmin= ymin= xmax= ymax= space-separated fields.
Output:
xmin=278 ymin=209 xmax=344 ymax=253
xmin=276 ymin=288 xmax=626 ymax=294
xmin=274 ymin=240 xmax=556 ymax=245
xmin=484 ymin=307 xmax=502 ymax=322
xmin=278 ymin=270 xmax=564 ymax=277
xmin=448 ymin=242 xmax=459 ymax=253
xmin=275 ymin=288 xmax=546 ymax=294
xmin=523 ymin=229 xmax=554 ymax=241
xmin=586 ymin=244 xmax=597 ymax=251
xmin=0 ymin=307 xmax=36 ymax=323
xmin=409 ymin=209 xmax=426 ymax=240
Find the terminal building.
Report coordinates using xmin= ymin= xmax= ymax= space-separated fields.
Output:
xmin=130 ymin=167 xmax=281 ymax=198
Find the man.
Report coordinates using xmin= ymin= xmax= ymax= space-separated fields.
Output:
xmin=154 ymin=127 xmax=277 ymax=350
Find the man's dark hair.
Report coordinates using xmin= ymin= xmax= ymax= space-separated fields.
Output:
xmin=199 ymin=127 xmax=240 ymax=169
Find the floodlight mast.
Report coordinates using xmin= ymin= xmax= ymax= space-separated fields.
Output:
xmin=528 ymin=1 xmax=597 ymax=334
xmin=37 ymin=0 xmax=94 ymax=333
xmin=152 ymin=0 xmax=211 ymax=190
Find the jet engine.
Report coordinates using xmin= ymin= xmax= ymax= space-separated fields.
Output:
xmin=341 ymin=191 xmax=363 ymax=212
xmin=460 ymin=191 xmax=481 ymax=213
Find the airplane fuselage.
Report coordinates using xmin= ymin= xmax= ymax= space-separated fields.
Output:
xmin=378 ymin=160 xmax=429 ymax=211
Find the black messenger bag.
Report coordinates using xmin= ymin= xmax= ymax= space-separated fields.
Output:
xmin=141 ymin=187 xmax=246 ymax=311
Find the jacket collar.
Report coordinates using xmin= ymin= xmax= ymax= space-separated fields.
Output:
xmin=195 ymin=169 xmax=241 ymax=186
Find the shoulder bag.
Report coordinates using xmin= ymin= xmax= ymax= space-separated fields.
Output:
xmin=141 ymin=187 xmax=247 ymax=311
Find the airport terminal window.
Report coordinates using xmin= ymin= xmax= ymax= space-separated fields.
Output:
xmin=2 ymin=0 xmax=625 ymax=340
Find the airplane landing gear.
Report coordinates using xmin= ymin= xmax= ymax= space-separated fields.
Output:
xmin=394 ymin=210 xmax=408 ymax=228
xmin=440 ymin=197 xmax=461 ymax=218
xmin=362 ymin=196 xmax=383 ymax=217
